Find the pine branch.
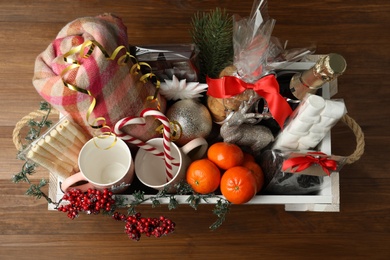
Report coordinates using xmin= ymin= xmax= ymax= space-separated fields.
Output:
xmin=13 ymin=101 xmax=55 ymax=204
xmin=190 ymin=8 xmax=234 ymax=82
xmin=118 ymin=181 xmax=231 ymax=230
xmin=25 ymin=178 xmax=53 ymax=204
xmin=210 ymin=198 xmax=230 ymax=230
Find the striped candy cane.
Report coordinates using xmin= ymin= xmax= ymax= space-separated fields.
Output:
xmin=114 ymin=116 xmax=179 ymax=164
xmin=114 ymin=117 xmax=152 ymax=149
xmin=140 ymin=108 xmax=174 ymax=181
xmin=114 ymin=116 xmax=163 ymax=157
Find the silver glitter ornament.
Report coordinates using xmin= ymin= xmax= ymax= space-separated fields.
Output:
xmin=166 ymin=99 xmax=212 ymax=146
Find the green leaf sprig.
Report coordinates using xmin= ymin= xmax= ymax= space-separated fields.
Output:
xmin=12 ymin=101 xmax=54 ymax=203
xmin=116 ymin=181 xmax=231 ymax=230
xmin=190 ymin=8 xmax=234 ymax=82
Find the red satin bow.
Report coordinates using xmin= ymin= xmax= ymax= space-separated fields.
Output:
xmin=206 ymin=74 xmax=292 ymax=128
xmin=282 ymin=152 xmax=338 ymax=176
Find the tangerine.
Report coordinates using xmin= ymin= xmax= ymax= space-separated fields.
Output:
xmin=207 ymin=142 xmax=244 ymax=170
xmin=243 ymin=152 xmax=255 ymax=163
xmin=242 ymin=160 xmax=264 ymax=193
xmin=220 ymin=166 xmax=257 ymax=204
xmin=186 ymin=158 xmax=221 ymax=194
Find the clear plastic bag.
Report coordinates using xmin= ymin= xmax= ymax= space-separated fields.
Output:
xmin=259 ymin=149 xmax=346 ymax=195
xmin=135 ymin=44 xmax=198 ymax=82
xmin=233 ymin=0 xmax=315 ymax=83
xmin=273 ymin=94 xmax=347 ymax=151
xmin=19 ymin=115 xmax=89 ymax=179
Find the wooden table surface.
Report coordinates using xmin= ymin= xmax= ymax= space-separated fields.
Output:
xmin=1 ymin=0 xmax=389 ymax=259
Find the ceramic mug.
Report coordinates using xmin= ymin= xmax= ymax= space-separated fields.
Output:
xmin=135 ymin=137 xmax=208 ymax=191
xmin=61 ymin=135 xmax=134 ymax=193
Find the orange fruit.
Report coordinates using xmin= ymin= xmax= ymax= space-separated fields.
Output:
xmin=186 ymin=158 xmax=221 ymax=194
xmin=220 ymin=166 xmax=257 ymax=204
xmin=243 ymin=152 xmax=255 ymax=163
xmin=242 ymin=160 xmax=264 ymax=193
xmin=207 ymin=142 xmax=244 ymax=170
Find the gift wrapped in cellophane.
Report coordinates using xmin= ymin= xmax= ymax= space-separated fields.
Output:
xmin=260 ymin=150 xmax=347 ymax=195
xmin=202 ymin=0 xmax=314 ymax=126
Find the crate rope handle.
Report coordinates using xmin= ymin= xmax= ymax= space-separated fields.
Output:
xmin=13 ymin=109 xmax=59 ymax=151
xmin=13 ymin=110 xmax=365 ymax=164
xmin=341 ymin=114 xmax=365 ymax=164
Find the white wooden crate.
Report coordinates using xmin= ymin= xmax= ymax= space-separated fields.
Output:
xmin=48 ymin=57 xmax=340 ymax=212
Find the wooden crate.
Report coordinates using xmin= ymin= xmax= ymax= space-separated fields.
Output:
xmin=48 ymin=57 xmax=340 ymax=212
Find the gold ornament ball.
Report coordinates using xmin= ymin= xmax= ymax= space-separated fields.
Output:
xmin=166 ymin=99 xmax=212 ymax=146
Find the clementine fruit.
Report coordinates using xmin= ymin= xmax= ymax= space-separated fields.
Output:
xmin=186 ymin=158 xmax=221 ymax=194
xmin=207 ymin=142 xmax=244 ymax=170
xmin=220 ymin=166 xmax=257 ymax=204
xmin=243 ymin=152 xmax=255 ymax=163
xmin=242 ymin=160 xmax=264 ymax=193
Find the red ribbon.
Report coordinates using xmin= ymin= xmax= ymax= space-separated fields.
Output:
xmin=206 ymin=74 xmax=292 ymax=128
xmin=282 ymin=152 xmax=338 ymax=176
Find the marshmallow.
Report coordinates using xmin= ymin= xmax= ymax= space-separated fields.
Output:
xmin=321 ymin=99 xmax=346 ymax=119
xmin=287 ymin=118 xmax=313 ymax=133
xmin=273 ymin=131 xmax=301 ymax=150
xmin=298 ymin=94 xmax=326 ymax=118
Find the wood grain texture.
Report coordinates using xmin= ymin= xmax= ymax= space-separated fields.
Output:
xmin=1 ymin=0 xmax=389 ymax=259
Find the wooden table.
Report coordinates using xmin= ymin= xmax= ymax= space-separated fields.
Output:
xmin=1 ymin=0 xmax=389 ymax=259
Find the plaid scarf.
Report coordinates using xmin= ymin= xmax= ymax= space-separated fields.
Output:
xmin=33 ymin=14 xmax=165 ymax=141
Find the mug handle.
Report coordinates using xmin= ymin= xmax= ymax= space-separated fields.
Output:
xmin=60 ymin=172 xmax=94 ymax=193
xmin=180 ymin=137 xmax=208 ymax=160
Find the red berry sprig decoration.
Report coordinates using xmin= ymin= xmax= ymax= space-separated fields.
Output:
xmin=57 ymin=188 xmax=175 ymax=241
xmin=113 ymin=212 xmax=176 ymax=241
xmin=57 ymin=188 xmax=115 ymax=219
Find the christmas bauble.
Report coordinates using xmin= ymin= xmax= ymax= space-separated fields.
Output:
xmin=166 ymin=99 xmax=212 ymax=146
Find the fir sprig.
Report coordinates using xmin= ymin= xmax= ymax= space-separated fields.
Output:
xmin=210 ymin=198 xmax=230 ymax=230
xmin=190 ymin=8 xmax=234 ymax=82
xmin=26 ymin=178 xmax=53 ymax=203
xmin=116 ymin=181 xmax=231 ymax=230
xmin=12 ymin=101 xmax=54 ymax=203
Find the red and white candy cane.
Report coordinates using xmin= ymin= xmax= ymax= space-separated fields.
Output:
xmin=140 ymin=108 xmax=174 ymax=180
xmin=114 ymin=116 xmax=149 ymax=146
xmin=114 ymin=116 xmax=179 ymax=165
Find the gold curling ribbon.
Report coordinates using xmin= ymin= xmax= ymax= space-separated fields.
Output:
xmin=81 ymin=40 xmax=161 ymax=108
xmin=60 ymin=40 xmax=162 ymax=149
xmin=155 ymin=121 xmax=182 ymax=142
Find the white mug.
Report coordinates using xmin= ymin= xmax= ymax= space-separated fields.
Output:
xmin=135 ymin=137 xmax=208 ymax=192
xmin=61 ymin=135 xmax=134 ymax=193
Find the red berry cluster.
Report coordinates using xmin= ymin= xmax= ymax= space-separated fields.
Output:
xmin=113 ymin=212 xmax=175 ymax=241
xmin=57 ymin=188 xmax=115 ymax=219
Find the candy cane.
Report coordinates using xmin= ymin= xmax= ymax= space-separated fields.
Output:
xmin=114 ymin=116 xmax=179 ymax=167
xmin=140 ymin=108 xmax=174 ymax=181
